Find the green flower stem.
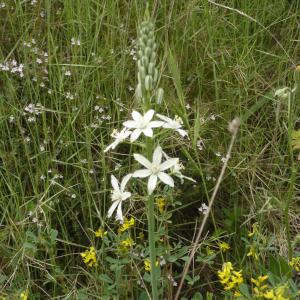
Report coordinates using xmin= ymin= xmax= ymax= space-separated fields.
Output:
xmin=286 ymin=88 xmax=296 ymax=260
xmin=147 ymin=193 xmax=158 ymax=300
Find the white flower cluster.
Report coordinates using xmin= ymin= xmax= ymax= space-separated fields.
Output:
xmin=104 ymin=109 xmax=187 ymax=152
xmin=23 ymin=103 xmax=44 ymax=122
xmin=105 ymin=109 xmax=194 ymax=222
xmin=0 ymin=60 xmax=24 ymax=78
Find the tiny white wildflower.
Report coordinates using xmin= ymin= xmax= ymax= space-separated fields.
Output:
xmin=198 ymin=203 xmax=209 ymax=215
xmin=107 ymin=174 xmax=132 ymax=222
xmin=9 ymin=115 xmax=15 ymax=123
xmin=133 ymin=145 xmax=177 ymax=195
xmin=210 ymin=114 xmax=216 ymax=121
xmin=123 ymin=109 xmax=164 ymax=142
xmin=65 ymin=70 xmax=71 ymax=76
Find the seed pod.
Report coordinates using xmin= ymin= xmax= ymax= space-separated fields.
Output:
xmin=145 ymin=75 xmax=153 ymax=91
xmin=156 ymin=88 xmax=164 ymax=104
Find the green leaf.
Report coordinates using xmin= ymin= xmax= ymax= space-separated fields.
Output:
xmin=98 ymin=274 xmax=113 ymax=284
xmin=239 ymin=283 xmax=251 ymax=298
xmin=191 ymin=292 xmax=203 ymax=300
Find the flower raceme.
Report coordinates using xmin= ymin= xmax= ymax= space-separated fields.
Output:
xmin=133 ymin=145 xmax=178 ymax=195
xmin=107 ymin=174 xmax=132 ymax=222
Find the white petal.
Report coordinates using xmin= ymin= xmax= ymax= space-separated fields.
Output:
xmin=158 ymin=172 xmax=174 ymax=187
xmin=153 ymin=145 xmax=162 ymax=165
xmin=116 ymin=202 xmax=123 ymax=222
xmin=160 ymin=158 xmax=178 ymax=171
xmin=149 ymin=121 xmax=164 ymax=128
xmin=144 ymin=109 xmax=154 ymax=122
xmin=104 ymin=143 xmax=114 ymax=153
xmin=120 ymin=173 xmax=132 ymax=191
xmin=123 ymin=120 xmax=138 ymax=128
xmin=148 ymin=174 xmax=158 ymax=195
xmin=142 ymin=127 xmax=153 ymax=137
xmin=111 ymin=175 xmax=120 ymax=192
xmin=130 ymin=129 xmax=142 ymax=142
xmin=133 ymin=169 xmax=152 ymax=178
xmin=156 ymin=113 xmax=172 ymax=123
xmin=134 ymin=153 xmax=152 ymax=169
xmin=107 ymin=200 xmax=119 ymax=218
xmin=177 ymin=129 xmax=188 ymax=137
xmin=122 ymin=191 xmax=131 ymax=200
xmin=182 ymin=175 xmax=196 ymax=183
xmin=132 ymin=110 xmax=142 ymax=121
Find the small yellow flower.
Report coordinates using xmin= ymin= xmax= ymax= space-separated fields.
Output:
xmin=289 ymin=257 xmax=300 ymax=272
xmin=20 ymin=290 xmax=29 ymax=300
xmin=263 ymin=285 xmax=289 ymax=300
xmin=248 ymin=222 xmax=259 ymax=237
xmin=118 ymin=237 xmax=135 ymax=253
xmin=234 ymin=290 xmax=241 ymax=297
xmin=247 ymin=245 xmax=259 ymax=260
xmin=206 ymin=246 xmax=215 ymax=256
xmin=144 ymin=259 xmax=159 ymax=272
xmin=144 ymin=259 xmax=151 ymax=272
xmin=251 ymin=275 xmax=269 ymax=297
xmin=138 ymin=232 xmax=145 ymax=240
xmin=218 ymin=262 xmax=243 ymax=293
xmin=218 ymin=241 xmax=230 ymax=252
xmin=118 ymin=217 xmax=135 ymax=233
xmin=94 ymin=227 xmax=107 ymax=238
xmin=156 ymin=197 xmax=166 ymax=214
xmin=80 ymin=246 xmax=97 ymax=267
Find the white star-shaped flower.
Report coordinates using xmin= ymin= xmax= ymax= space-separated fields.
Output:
xmin=104 ymin=128 xmax=132 ymax=153
xmin=123 ymin=110 xmax=164 ymax=142
xmin=156 ymin=114 xmax=188 ymax=138
xmin=107 ymin=174 xmax=132 ymax=222
xmin=133 ymin=146 xmax=178 ymax=195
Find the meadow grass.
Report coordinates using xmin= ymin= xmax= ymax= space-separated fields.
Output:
xmin=0 ymin=1 xmax=299 ymax=299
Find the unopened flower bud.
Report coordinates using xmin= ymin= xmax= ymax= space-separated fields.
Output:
xmin=148 ymin=62 xmax=155 ymax=76
xmin=145 ymin=75 xmax=153 ymax=91
xmin=156 ymin=88 xmax=164 ymax=104
xmin=141 ymin=56 xmax=149 ymax=68
xmin=135 ymin=83 xmax=143 ymax=101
